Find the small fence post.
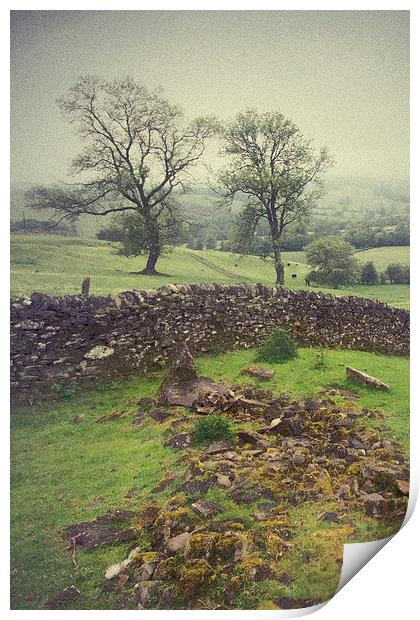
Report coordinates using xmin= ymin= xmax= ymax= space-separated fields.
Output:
xmin=81 ymin=277 xmax=91 ymax=297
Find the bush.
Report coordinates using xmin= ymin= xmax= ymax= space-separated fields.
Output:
xmin=361 ymin=261 xmax=379 ymax=285
xmin=191 ymin=415 xmax=235 ymax=445
xmin=304 ymin=236 xmax=360 ymax=286
xmin=205 ymin=235 xmax=217 ymax=249
xmin=255 ymin=328 xmax=298 ymax=363
xmin=385 ymin=263 xmax=410 ymax=284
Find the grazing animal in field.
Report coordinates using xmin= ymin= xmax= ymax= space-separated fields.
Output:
xmin=291 ymin=273 xmax=297 ymax=280
xmin=287 ymin=262 xmax=291 ymax=266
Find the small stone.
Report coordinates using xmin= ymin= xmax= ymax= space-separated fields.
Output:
xmin=362 ymin=492 xmax=405 ymax=518
xmin=237 ymin=430 xmax=261 ymax=446
xmin=382 ymin=439 xmax=395 ymax=451
xmin=230 ymin=488 xmax=263 ymax=503
xmin=349 ymin=437 xmax=365 ymax=450
xmin=278 ymin=572 xmax=292 ymax=586
xmin=249 ymin=564 xmax=275 ymax=581
xmin=149 ymin=409 xmax=171 ymax=423
xmin=134 ymin=581 xmax=158 ymax=607
xmin=137 ymin=561 xmax=158 ymax=581
xmin=396 ymin=479 xmax=409 ymax=495
xmin=275 ymin=596 xmax=322 ymax=610
xmin=292 ymin=449 xmax=306 ymax=465
xmin=216 ymin=473 xmax=231 ymax=488
xmin=240 ymin=365 xmax=275 ymax=381
xmin=191 ymin=500 xmax=222 ymax=517
xmin=181 ymin=478 xmax=214 ymax=496
xmin=304 ymin=399 xmax=319 ymax=413
xmin=84 ymin=345 xmax=114 ymax=360
xmin=166 ymin=531 xmax=192 ymax=553
xmin=320 ymin=511 xmax=341 ymax=523
xmin=72 ymin=415 xmax=84 ymax=424
xmin=158 ymin=342 xmax=230 ymax=407
xmin=105 ymin=564 xmax=122 ymax=580
xmin=45 ymin=585 xmax=81 ymax=608
xmin=164 ymin=433 xmax=191 ymax=450
xmin=158 ymin=586 xmax=177 ymax=609
xmin=301 ymin=550 xmax=311 ymax=563
xmin=204 ymin=440 xmax=234 ymax=455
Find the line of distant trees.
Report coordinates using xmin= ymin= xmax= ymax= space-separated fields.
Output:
xmin=11 ymin=218 xmax=77 ymax=236
xmin=302 ymin=236 xmax=409 ymax=288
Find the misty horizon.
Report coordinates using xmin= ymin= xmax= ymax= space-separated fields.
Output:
xmin=11 ymin=10 xmax=409 ymax=188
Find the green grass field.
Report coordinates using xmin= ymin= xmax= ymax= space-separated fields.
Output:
xmin=10 ymin=235 xmax=410 ymax=308
xmin=356 ymin=246 xmax=410 ymax=270
xmin=11 ymin=346 xmax=409 ymax=609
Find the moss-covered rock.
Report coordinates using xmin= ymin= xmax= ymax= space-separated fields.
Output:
xmin=178 ymin=559 xmax=214 ymax=597
xmin=185 ymin=532 xmax=217 ymax=561
xmin=213 ymin=532 xmax=248 ymax=563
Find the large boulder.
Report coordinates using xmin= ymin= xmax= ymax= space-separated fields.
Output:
xmin=158 ymin=342 xmax=230 ymax=408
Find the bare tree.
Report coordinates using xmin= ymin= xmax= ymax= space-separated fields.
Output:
xmin=218 ymin=109 xmax=333 ymax=285
xmin=26 ymin=76 xmax=218 ymax=274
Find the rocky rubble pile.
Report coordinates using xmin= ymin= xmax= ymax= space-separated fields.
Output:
xmin=97 ymin=381 xmax=408 ymax=609
xmin=188 ymin=387 xmax=409 ymax=512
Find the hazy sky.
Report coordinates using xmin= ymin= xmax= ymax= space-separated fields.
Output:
xmin=11 ymin=10 xmax=409 ymax=186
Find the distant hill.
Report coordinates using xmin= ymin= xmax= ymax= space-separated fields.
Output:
xmin=10 ymin=176 xmax=409 ymax=240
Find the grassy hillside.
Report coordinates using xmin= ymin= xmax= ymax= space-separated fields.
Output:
xmin=11 ymin=346 xmax=409 ymax=609
xmin=356 ymin=246 xmax=410 ymax=270
xmin=11 ymin=234 xmax=409 ymax=308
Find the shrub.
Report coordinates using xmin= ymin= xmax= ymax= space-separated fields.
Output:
xmin=313 ymin=348 xmax=328 ymax=371
xmin=255 ymin=328 xmax=298 ymax=363
xmin=208 ymin=342 xmax=226 ymax=356
xmin=361 ymin=261 xmax=379 ymax=285
xmin=304 ymin=236 xmax=360 ymax=286
xmin=191 ymin=415 xmax=235 ymax=445
xmin=385 ymin=263 xmax=410 ymax=284
xmin=205 ymin=235 xmax=217 ymax=249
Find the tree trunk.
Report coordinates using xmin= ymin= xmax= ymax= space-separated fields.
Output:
xmin=274 ymin=255 xmax=285 ymax=285
xmin=141 ymin=244 xmax=161 ymax=275
xmin=272 ymin=236 xmax=285 ymax=286
xmin=141 ymin=208 xmax=161 ymax=275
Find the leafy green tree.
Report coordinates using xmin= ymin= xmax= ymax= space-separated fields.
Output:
xmin=219 ymin=239 xmax=232 ymax=252
xmin=385 ymin=263 xmax=410 ymax=284
xmin=251 ymin=236 xmax=272 ymax=260
xmin=281 ymin=223 xmax=310 ymax=251
xmin=361 ymin=261 xmax=379 ymax=284
xmin=99 ymin=204 xmax=187 ymax=263
xmin=217 ymin=109 xmax=332 ymax=284
xmin=305 ymin=236 xmax=360 ymax=287
xmin=25 ymin=76 xmax=217 ymax=274
xmin=205 ymin=234 xmax=217 ymax=249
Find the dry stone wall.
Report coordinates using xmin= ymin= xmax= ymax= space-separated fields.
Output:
xmin=10 ymin=283 xmax=409 ymax=400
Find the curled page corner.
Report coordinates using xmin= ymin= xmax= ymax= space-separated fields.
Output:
xmin=336 ymin=485 xmax=416 ymax=595
xmin=243 ymin=602 xmax=327 ymax=618
xmin=336 ymin=535 xmax=393 ymax=593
